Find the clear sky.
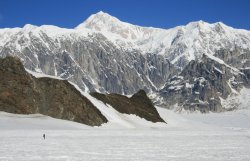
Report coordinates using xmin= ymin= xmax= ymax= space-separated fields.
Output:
xmin=0 ymin=0 xmax=249 ymax=30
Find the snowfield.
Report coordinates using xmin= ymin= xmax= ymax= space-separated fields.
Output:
xmin=1 ymin=108 xmax=250 ymax=161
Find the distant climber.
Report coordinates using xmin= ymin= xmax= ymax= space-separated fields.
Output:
xmin=43 ymin=134 xmax=45 ymax=140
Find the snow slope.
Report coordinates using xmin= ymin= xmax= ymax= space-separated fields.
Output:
xmin=0 ymin=112 xmax=90 ymax=130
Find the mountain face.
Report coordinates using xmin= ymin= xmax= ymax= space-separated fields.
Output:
xmin=0 ymin=11 xmax=250 ymax=112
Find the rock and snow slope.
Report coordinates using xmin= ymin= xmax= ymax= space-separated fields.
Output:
xmin=27 ymin=70 xmax=166 ymax=128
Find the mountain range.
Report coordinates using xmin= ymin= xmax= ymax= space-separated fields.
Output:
xmin=0 ymin=11 xmax=250 ymax=112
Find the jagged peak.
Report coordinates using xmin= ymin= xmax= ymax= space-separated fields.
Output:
xmin=75 ymin=11 xmax=122 ymax=30
xmin=75 ymin=11 xmax=156 ymax=40
xmin=88 ymin=11 xmax=120 ymax=22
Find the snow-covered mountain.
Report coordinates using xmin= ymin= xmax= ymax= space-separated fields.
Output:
xmin=77 ymin=11 xmax=250 ymax=66
xmin=0 ymin=11 xmax=250 ymax=112
xmin=1 ymin=11 xmax=250 ymax=66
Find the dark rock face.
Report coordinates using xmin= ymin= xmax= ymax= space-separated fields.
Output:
xmin=91 ymin=90 xmax=165 ymax=123
xmin=0 ymin=56 xmax=107 ymax=126
xmin=159 ymin=54 xmax=250 ymax=113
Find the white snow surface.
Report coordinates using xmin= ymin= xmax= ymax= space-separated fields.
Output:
xmin=1 ymin=108 xmax=250 ymax=161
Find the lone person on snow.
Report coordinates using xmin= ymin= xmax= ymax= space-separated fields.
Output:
xmin=43 ymin=134 xmax=45 ymax=140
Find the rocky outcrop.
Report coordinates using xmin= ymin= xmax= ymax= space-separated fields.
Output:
xmin=0 ymin=56 xmax=107 ymax=126
xmin=91 ymin=90 xmax=165 ymax=123
xmin=159 ymin=54 xmax=250 ymax=113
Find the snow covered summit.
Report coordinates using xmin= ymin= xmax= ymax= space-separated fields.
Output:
xmin=76 ymin=11 xmax=250 ymax=66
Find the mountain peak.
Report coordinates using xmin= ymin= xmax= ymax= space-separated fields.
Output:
xmin=89 ymin=11 xmax=117 ymax=21
xmin=94 ymin=11 xmax=112 ymax=17
xmin=76 ymin=11 xmax=121 ymax=31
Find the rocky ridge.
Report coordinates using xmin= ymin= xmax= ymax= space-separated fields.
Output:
xmin=0 ymin=56 xmax=107 ymax=126
xmin=91 ymin=90 xmax=165 ymax=123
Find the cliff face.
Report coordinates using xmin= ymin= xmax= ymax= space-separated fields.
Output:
xmin=159 ymin=54 xmax=250 ymax=112
xmin=91 ymin=90 xmax=165 ymax=123
xmin=0 ymin=56 xmax=107 ymax=126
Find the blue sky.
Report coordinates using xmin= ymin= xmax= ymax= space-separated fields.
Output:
xmin=0 ymin=0 xmax=249 ymax=29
